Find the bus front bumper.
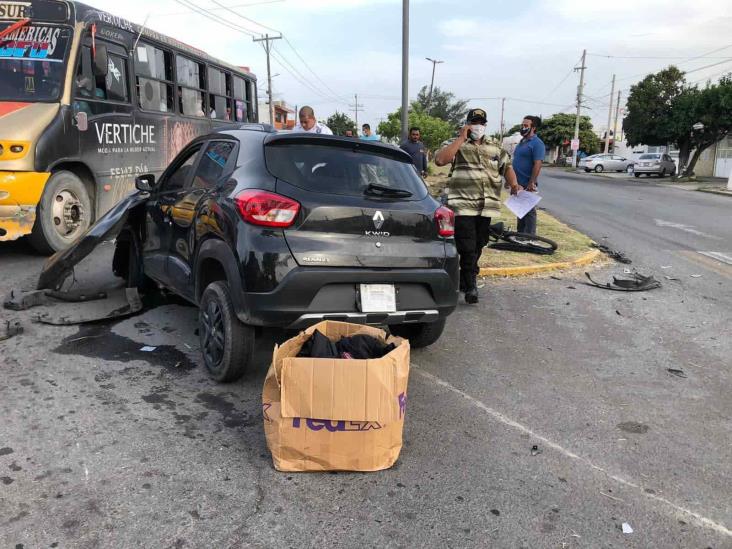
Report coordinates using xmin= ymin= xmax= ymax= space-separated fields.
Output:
xmin=0 ymin=171 xmax=50 ymax=241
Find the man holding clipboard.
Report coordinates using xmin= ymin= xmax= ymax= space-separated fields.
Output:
xmin=511 ymin=116 xmax=546 ymax=235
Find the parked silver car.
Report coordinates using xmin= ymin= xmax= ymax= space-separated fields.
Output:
xmin=633 ymin=153 xmax=676 ymax=177
xmin=579 ymin=154 xmax=634 ymax=173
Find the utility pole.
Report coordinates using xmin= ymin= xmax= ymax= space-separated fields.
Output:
xmin=499 ymin=97 xmax=506 ymax=141
xmin=400 ymin=0 xmax=409 ymax=141
xmin=252 ymin=33 xmax=282 ymax=126
xmin=350 ymin=93 xmax=365 ymax=128
xmin=612 ymin=91 xmax=622 ymax=154
xmin=572 ymin=49 xmax=587 ymax=168
xmin=425 ymin=57 xmax=443 ymax=112
xmin=604 ymin=74 xmax=616 ymax=154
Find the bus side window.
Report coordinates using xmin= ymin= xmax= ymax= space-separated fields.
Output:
xmin=233 ymin=75 xmax=248 ymax=122
xmin=177 ymin=55 xmax=206 ymax=118
xmin=207 ymin=66 xmax=231 ymax=121
xmin=135 ymin=43 xmax=174 ymax=113
xmin=105 ymin=54 xmax=129 ymax=103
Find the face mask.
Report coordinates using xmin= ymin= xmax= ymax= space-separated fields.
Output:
xmin=520 ymin=127 xmax=531 ymax=136
xmin=469 ymin=124 xmax=486 ymax=140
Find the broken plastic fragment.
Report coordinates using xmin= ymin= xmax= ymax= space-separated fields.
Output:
xmin=622 ymin=523 xmax=633 ymax=534
xmin=140 ymin=346 xmax=157 ymax=352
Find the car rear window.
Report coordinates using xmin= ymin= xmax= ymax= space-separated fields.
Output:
xmin=639 ymin=154 xmax=661 ymax=159
xmin=264 ymin=143 xmax=428 ymax=199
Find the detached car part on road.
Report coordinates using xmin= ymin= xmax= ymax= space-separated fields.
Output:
xmin=37 ymin=125 xmax=459 ymax=381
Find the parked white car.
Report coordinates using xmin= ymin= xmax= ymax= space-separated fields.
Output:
xmin=633 ymin=153 xmax=676 ymax=177
xmin=579 ymin=154 xmax=634 ymax=173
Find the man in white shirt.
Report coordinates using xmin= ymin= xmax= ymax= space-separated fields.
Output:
xmin=293 ymin=105 xmax=333 ymax=135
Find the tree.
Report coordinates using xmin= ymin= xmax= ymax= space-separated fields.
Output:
xmin=377 ymin=106 xmax=453 ymax=152
xmin=624 ymin=67 xmax=732 ymax=176
xmin=538 ymin=113 xmax=600 ymax=155
xmin=325 ymin=111 xmax=356 ymax=136
xmin=412 ymin=86 xmax=468 ymax=126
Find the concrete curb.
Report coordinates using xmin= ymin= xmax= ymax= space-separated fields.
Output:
xmin=479 ymin=249 xmax=602 ymax=277
xmin=697 ymin=188 xmax=732 ymax=197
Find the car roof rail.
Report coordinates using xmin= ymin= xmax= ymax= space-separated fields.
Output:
xmin=217 ymin=123 xmax=277 ymax=133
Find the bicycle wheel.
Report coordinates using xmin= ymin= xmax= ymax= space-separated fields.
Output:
xmin=489 ymin=231 xmax=558 ymax=255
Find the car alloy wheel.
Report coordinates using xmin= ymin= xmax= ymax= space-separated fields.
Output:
xmin=201 ymin=299 xmax=225 ymax=369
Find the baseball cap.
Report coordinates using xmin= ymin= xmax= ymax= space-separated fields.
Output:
xmin=466 ymin=108 xmax=487 ymax=123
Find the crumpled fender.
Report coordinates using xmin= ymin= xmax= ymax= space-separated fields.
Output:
xmin=37 ymin=191 xmax=149 ymax=291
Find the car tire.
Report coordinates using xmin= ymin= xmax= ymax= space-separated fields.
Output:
xmin=634 ymin=173 xmax=640 ymax=178
xmin=660 ymin=168 xmax=666 ymax=177
xmin=594 ymin=165 xmax=604 ymax=173
xmin=389 ymin=317 xmax=446 ymax=349
xmin=28 ymin=170 xmax=93 ymax=254
xmin=584 ymin=168 xmax=590 ymax=173
xmin=198 ymin=281 xmax=254 ymax=383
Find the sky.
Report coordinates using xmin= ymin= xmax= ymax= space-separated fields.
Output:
xmin=91 ymin=0 xmax=732 ymax=134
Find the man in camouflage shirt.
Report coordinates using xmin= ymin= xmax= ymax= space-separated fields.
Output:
xmin=435 ymin=108 xmax=520 ymax=304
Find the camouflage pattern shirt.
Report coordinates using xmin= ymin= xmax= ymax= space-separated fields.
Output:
xmin=446 ymin=137 xmax=511 ymax=217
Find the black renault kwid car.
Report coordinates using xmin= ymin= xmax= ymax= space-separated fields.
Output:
xmin=39 ymin=125 xmax=459 ymax=381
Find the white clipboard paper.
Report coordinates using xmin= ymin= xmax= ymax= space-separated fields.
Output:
xmin=505 ymin=191 xmax=542 ymax=219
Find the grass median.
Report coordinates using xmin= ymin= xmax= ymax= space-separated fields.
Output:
xmin=425 ymin=164 xmax=598 ymax=273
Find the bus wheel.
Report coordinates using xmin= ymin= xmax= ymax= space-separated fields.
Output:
xmin=29 ymin=171 xmax=93 ymax=254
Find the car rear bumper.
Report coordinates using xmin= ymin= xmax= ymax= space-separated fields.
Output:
xmin=234 ymin=265 xmax=459 ymax=328
xmin=633 ymin=166 xmax=663 ymax=173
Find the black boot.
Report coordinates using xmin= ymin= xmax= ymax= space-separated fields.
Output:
xmin=465 ymin=288 xmax=479 ymax=304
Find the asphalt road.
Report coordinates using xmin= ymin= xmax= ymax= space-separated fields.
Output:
xmin=1 ymin=174 xmax=730 ymax=548
xmin=540 ymin=168 xmax=732 ymax=308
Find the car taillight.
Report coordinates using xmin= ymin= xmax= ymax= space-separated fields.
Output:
xmin=235 ymin=190 xmax=300 ymax=228
xmin=434 ymin=206 xmax=455 ymax=237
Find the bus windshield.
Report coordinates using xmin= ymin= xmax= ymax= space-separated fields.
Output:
xmin=0 ymin=23 xmax=72 ymax=102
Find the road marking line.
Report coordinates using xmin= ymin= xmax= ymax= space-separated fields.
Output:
xmin=414 ymin=367 xmax=732 ymax=538
xmin=698 ymin=251 xmax=732 ymax=266
xmin=654 ymin=219 xmax=722 ymax=240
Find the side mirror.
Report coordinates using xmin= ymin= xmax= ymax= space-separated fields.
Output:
xmin=93 ymin=44 xmax=108 ymax=77
xmin=135 ymin=174 xmax=156 ymax=192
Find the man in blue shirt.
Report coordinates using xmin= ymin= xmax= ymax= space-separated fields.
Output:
xmin=511 ymin=115 xmax=546 ymax=235
xmin=360 ymin=124 xmax=380 ymax=141
xmin=400 ymin=126 xmax=428 ymax=177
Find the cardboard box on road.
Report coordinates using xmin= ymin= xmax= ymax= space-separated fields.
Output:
xmin=262 ymin=321 xmax=410 ymax=472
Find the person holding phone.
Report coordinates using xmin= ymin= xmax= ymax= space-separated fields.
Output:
xmin=435 ymin=108 xmax=520 ymax=304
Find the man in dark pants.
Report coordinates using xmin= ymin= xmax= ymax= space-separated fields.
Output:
xmin=400 ymin=127 xmax=428 ymax=177
xmin=511 ymin=115 xmax=546 ymax=235
xmin=435 ymin=109 xmax=520 ymax=304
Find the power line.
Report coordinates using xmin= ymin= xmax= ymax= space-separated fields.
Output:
xmin=588 ymin=52 xmax=732 ymax=60
xmin=283 ymin=37 xmax=350 ymax=103
xmin=209 ymin=0 xmax=281 ymax=34
xmin=155 ymin=0 xmax=285 ymax=17
xmin=172 ymin=0 xmax=259 ymax=36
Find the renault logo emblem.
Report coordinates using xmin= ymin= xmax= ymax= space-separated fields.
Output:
xmin=373 ymin=211 xmax=385 ymax=230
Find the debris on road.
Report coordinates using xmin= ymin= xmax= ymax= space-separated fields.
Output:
xmin=140 ymin=346 xmax=157 ymax=352
xmin=690 ymin=274 xmax=702 ymax=278
xmin=592 ymin=243 xmax=632 ymax=264
xmin=660 ymin=265 xmax=672 ymax=269
xmin=600 ymin=491 xmax=625 ymax=503
xmin=585 ymin=272 xmax=661 ymax=292
xmin=667 ymin=368 xmax=687 ymax=378
xmin=0 ymin=320 xmax=23 ymax=341
xmin=33 ymin=288 xmax=143 ymax=325
xmin=622 ymin=522 xmax=634 ymax=534
xmin=531 ymin=445 xmax=542 ymax=456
